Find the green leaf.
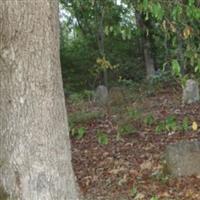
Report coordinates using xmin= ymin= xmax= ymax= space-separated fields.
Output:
xmin=144 ymin=114 xmax=154 ymax=126
xmin=171 ymin=59 xmax=181 ymax=77
xmin=172 ymin=5 xmax=182 ymax=20
xmin=188 ymin=0 xmax=195 ymax=6
xmin=165 ymin=116 xmax=177 ymax=132
xmin=130 ymin=186 xmax=138 ymax=197
xmin=76 ymin=127 xmax=86 ymax=139
xmin=155 ymin=121 xmax=165 ymax=134
xmin=70 ymin=127 xmax=86 ymax=139
xmin=143 ymin=0 xmax=148 ymax=10
xmin=150 ymin=196 xmax=159 ymax=200
xmin=104 ymin=26 xmax=109 ymax=36
xmin=97 ymin=132 xmax=108 ymax=145
xmin=109 ymin=26 xmax=113 ymax=32
xmin=151 ymin=3 xmax=164 ymax=20
xmin=182 ymin=117 xmax=190 ymax=131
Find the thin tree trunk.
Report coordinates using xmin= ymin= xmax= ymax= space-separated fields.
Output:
xmin=135 ymin=11 xmax=155 ymax=78
xmin=143 ymin=38 xmax=155 ymax=78
xmin=177 ymin=28 xmax=185 ymax=75
xmin=0 ymin=1 xmax=79 ymax=199
xmin=96 ymin=4 xmax=108 ymax=88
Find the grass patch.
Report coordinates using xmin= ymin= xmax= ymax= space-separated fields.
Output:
xmin=69 ymin=111 xmax=104 ymax=126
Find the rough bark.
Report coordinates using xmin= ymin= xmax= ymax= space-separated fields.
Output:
xmin=0 ymin=1 xmax=79 ymax=200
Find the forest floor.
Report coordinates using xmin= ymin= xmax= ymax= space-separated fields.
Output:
xmin=67 ymin=83 xmax=200 ymax=200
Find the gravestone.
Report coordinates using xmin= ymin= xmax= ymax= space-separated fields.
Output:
xmin=164 ymin=140 xmax=200 ymax=176
xmin=94 ymin=85 xmax=108 ymax=105
xmin=183 ymin=79 xmax=199 ymax=104
xmin=109 ymin=87 xmax=125 ymax=105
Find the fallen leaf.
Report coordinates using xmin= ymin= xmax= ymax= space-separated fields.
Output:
xmin=134 ymin=193 xmax=145 ymax=199
xmin=140 ymin=160 xmax=153 ymax=171
xmin=192 ymin=121 xmax=198 ymax=131
xmin=109 ymin=166 xmax=126 ymax=175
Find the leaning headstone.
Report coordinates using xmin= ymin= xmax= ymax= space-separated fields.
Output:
xmin=94 ymin=85 xmax=108 ymax=105
xmin=164 ymin=140 xmax=200 ymax=176
xmin=183 ymin=79 xmax=199 ymax=104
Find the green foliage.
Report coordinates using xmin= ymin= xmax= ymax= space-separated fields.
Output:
xmin=130 ymin=186 xmax=138 ymax=198
xmin=69 ymin=111 xmax=104 ymax=126
xmin=60 ymin=0 xmax=146 ymax=91
xmin=60 ymin=35 xmax=98 ymax=91
xmin=97 ymin=131 xmax=109 ymax=145
xmin=150 ymin=196 xmax=159 ymax=200
xmin=138 ymin=0 xmax=200 ymax=79
xmin=128 ymin=109 xmax=141 ymax=120
xmin=155 ymin=121 xmax=166 ymax=134
xmin=150 ymin=2 xmax=164 ymax=20
xmin=68 ymin=90 xmax=94 ymax=103
xmin=155 ymin=116 xmax=177 ymax=133
xmin=60 ymin=0 xmax=200 ymax=92
xmin=179 ymin=74 xmax=189 ymax=88
xmin=155 ymin=115 xmax=192 ymax=134
xmin=182 ymin=117 xmax=190 ymax=132
xmin=118 ymin=124 xmax=135 ymax=136
xmin=144 ymin=114 xmax=155 ymax=126
xmin=171 ymin=59 xmax=181 ymax=77
xmin=71 ymin=127 xmax=86 ymax=139
xmin=165 ymin=116 xmax=177 ymax=132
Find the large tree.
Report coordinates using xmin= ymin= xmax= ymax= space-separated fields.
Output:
xmin=0 ymin=0 xmax=79 ymax=199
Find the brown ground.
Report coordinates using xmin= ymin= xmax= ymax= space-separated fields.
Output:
xmin=69 ymin=86 xmax=200 ymax=200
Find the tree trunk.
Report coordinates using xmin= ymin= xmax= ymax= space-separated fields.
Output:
xmin=143 ymin=38 xmax=155 ymax=78
xmin=0 ymin=1 xmax=79 ymax=200
xmin=177 ymin=28 xmax=185 ymax=75
xmin=96 ymin=4 xmax=108 ymax=88
xmin=135 ymin=11 xmax=155 ymax=78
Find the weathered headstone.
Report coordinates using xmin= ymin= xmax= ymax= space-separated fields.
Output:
xmin=94 ymin=85 xmax=108 ymax=105
xmin=164 ymin=140 xmax=200 ymax=176
xmin=183 ymin=79 xmax=199 ymax=104
xmin=109 ymin=87 xmax=125 ymax=105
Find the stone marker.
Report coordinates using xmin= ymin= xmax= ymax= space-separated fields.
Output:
xmin=109 ymin=87 xmax=125 ymax=105
xmin=94 ymin=85 xmax=108 ymax=105
xmin=164 ymin=140 xmax=200 ymax=176
xmin=183 ymin=79 xmax=199 ymax=104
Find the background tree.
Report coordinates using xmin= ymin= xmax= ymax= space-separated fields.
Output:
xmin=0 ymin=1 xmax=79 ymax=199
xmin=60 ymin=0 xmax=199 ymax=92
xmin=60 ymin=0 xmax=144 ymax=91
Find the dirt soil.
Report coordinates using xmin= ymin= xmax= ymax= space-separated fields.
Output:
xmin=69 ymin=87 xmax=200 ymax=200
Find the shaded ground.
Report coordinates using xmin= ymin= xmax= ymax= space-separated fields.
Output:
xmin=68 ymin=86 xmax=200 ymax=200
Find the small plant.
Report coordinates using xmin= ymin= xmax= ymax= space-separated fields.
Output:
xmin=144 ymin=114 xmax=155 ymax=126
xmin=156 ymin=116 xmax=178 ymax=134
xmin=130 ymin=186 xmax=138 ymax=198
xmin=165 ymin=115 xmax=177 ymax=132
xmin=150 ymin=196 xmax=159 ymax=200
xmin=69 ymin=111 xmax=103 ymax=126
xmin=117 ymin=124 xmax=135 ymax=137
xmin=155 ymin=121 xmax=165 ymax=134
xmin=70 ymin=127 xmax=86 ymax=139
xmin=68 ymin=93 xmax=83 ymax=103
xmin=97 ymin=131 xmax=109 ymax=145
xmin=128 ymin=109 xmax=141 ymax=120
xmin=182 ymin=117 xmax=190 ymax=131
